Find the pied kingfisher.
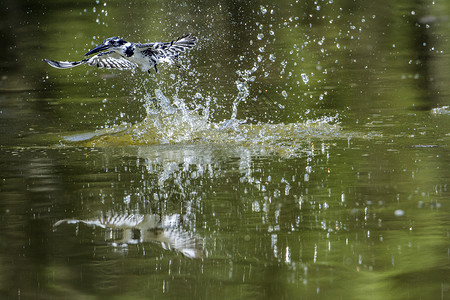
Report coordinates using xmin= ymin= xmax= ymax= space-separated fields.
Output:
xmin=43 ymin=34 xmax=197 ymax=74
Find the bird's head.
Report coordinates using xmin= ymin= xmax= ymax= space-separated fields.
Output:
xmin=85 ymin=37 xmax=128 ymax=56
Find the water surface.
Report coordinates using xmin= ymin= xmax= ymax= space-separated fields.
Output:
xmin=0 ymin=0 xmax=449 ymax=299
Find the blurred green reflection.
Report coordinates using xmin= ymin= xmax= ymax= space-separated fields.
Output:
xmin=0 ymin=0 xmax=449 ymax=299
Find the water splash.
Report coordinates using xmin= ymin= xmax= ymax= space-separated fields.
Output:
xmin=231 ymin=65 xmax=258 ymax=120
xmin=64 ymin=87 xmax=346 ymax=157
xmin=431 ymin=106 xmax=450 ymax=115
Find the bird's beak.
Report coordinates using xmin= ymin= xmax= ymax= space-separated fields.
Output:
xmin=84 ymin=43 xmax=110 ymax=56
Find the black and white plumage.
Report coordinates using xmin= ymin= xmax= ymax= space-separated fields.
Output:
xmin=43 ymin=34 xmax=197 ymax=74
xmin=54 ymin=212 xmax=203 ymax=258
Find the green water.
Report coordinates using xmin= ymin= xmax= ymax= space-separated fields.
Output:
xmin=1 ymin=0 xmax=449 ymax=299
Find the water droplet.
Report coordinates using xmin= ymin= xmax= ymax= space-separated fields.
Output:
xmin=394 ymin=209 xmax=404 ymax=217
xmin=260 ymin=5 xmax=267 ymax=14
xmin=281 ymin=90 xmax=288 ymax=98
xmin=301 ymin=73 xmax=309 ymax=84
xmin=257 ymin=33 xmax=264 ymax=40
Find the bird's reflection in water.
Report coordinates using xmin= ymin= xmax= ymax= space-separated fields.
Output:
xmin=55 ymin=212 xmax=203 ymax=258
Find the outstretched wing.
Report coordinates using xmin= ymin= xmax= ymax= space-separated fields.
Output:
xmin=43 ymin=58 xmax=88 ymax=69
xmin=138 ymin=34 xmax=197 ymax=59
xmin=87 ymin=51 xmax=138 ymax=70
xmin=43 ymin=51 xmax=137 ymax=71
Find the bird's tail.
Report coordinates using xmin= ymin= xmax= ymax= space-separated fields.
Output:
xmin=43 ymin=58 xmax=89 ymax=69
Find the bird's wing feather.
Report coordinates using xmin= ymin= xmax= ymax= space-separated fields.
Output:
xmin=43 ymin=58 xmax=88 ymax=69
xmin=87 ymin=51 xmax=138 ymax=70
xmin=137 ymin=34 xmax=197 ymax=59
xmin=43 ymin=52 xmax=137 ymax=71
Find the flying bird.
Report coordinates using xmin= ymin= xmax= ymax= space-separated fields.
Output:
xmin=43 ymin=34 xmax=197 ymax=74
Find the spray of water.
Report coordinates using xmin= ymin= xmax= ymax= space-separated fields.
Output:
xmin=65 ymin=74 xmax=345 ymax=157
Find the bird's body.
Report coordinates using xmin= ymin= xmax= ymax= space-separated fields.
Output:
xmin=43 ymin=34 xmax=197 ymax=74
